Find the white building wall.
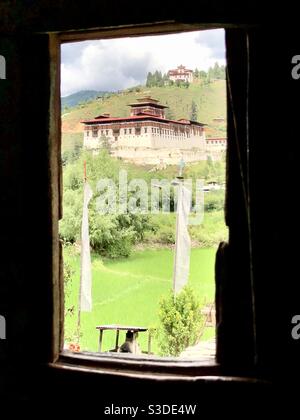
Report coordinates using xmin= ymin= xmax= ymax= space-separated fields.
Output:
xmin=169 ymin=72 xmax=193 ymax=83
xmin=206 ymin=140 xmax=227 ymax=152
xmin=151 ymin=132 xmax=205 ymax=149
xmin=84 ymin=128 xmax=115 ymax=149
xmin=117 ymin=127 xmax=152 ymax=148
xmin=117 ymin=132 xmax=205 ymax=150
xmin=84 ymin=131 xmax=100 ymax=149
xmin=84 ymin=124 xmax=206 ymax=151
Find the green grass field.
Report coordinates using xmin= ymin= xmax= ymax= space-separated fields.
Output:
xmin=64 ymin=247 xmax=216 ymax=354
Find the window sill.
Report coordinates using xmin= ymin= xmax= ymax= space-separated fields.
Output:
xmin=50 ymin=350 xmax=220 ymax=380
xmin=49 ymin=353 xmax=271 ymax=388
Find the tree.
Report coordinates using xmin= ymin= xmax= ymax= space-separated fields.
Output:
xmin=206 ymin=62 xmax=226 ymax=81
xmin=158 ymin=286 xmax=203 ymax=356
xmin=146 ymin=71 xmax=154 ymax=87
xmin=154 ymin=70 xmax=163 ymax=86
xmin=190 ymin=100 xmax=198 ymax=122
xmin=162 ymin=73 xmax=170 ymax=85
xmin=199 ymin=70 xmax=207 ymax=79
xmin=59 ymin=150 xmax=155 ymax=258
xmin=213 ymin=62 xmax=220 ymax=78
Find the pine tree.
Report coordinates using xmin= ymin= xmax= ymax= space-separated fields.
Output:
xmin=213 ymin=62 xmax=220 ymax=78
xmin=146 ymin=72 xmax=153 ymax=87
xmin=190 ymin=100 xmax=198 ymax=121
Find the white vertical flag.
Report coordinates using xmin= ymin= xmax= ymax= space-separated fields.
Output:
xmin=80 ymin=181 xmax=93 ymax=312
xmin=173 ymin=183 xmax=192 ymax=294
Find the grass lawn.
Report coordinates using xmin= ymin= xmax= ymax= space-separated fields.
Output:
xmin=64 ymin=247 xmax=216 ymax=355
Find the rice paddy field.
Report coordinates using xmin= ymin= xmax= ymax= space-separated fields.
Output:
xmin=64 ymin=247 xmax=216 ymax=355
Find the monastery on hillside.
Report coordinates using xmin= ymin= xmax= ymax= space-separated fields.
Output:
xmin=82 ymin=96 xmax=225 ymax=164
xmin=167 ymin=65 xmax=193 ymax=83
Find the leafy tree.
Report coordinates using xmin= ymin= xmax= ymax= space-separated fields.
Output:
xmin=206 ymin=62 xmax=226 ymax=80
xmin=59 ymin=150 xmax=155 ymax=258
xmin=158 ymin=286 xmax=202 ymax=356
xmin=199 ymin=70 xmax=207 ymax=79
xmin=204 ymin=190 xmax=225 ymax=212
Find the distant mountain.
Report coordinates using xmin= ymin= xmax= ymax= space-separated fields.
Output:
xmin=61 ymin=90 xmax=109 ymax=109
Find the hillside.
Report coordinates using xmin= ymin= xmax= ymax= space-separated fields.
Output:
xmin=61 ymin=90 xmax=109 ymax=110
xmin=61 ymin=80 xmax=226 ymax=152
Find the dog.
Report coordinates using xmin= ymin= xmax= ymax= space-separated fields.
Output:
xmin=119 ymin=331 xmax=141 ymax=354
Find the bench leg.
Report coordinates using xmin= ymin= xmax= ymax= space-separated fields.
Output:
xmin=115 ymin=329 xmax=120 ymax=351
xmin=98 ymin=330 xmax=103 ymax=352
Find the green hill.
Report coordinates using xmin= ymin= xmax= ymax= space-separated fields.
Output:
xmin=61 ymin=90 xmax=109 ymax=110
xmin=61 ymin=80 xmax=226 ymax=153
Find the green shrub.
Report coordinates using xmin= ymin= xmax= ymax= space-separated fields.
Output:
xmin=158 ymin=286 xmax=202 ymax=356
xmin=204 ymin=190 xmax=224 ymax=212
xmin=157 ymin=225 xmax=175 ymax=244
xmin=89 ymin=213 xmax=135 ymax=258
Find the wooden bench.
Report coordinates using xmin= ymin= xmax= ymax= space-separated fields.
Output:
xmin=96 ymin=324 xmax=153 ymax=354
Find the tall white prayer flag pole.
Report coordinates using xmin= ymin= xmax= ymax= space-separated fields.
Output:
xmin=172 ymin=159 xmax=192 ymax=294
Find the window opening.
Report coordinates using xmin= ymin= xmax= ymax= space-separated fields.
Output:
xmin=60 ymin=29 xmax=227 ymax=360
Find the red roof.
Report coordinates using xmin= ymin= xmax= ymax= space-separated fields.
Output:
xmin=128 ymin=102 xmax=167 ymax=109
xmin=168 ymin=65 xmax=193 ymax=73
xmin=81 ymin=114 xmax=205 ymax=127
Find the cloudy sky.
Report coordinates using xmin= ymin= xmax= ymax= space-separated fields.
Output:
xmin=61 ymin=29 xmax=225 ymax=97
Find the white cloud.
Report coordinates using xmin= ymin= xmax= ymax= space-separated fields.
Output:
xmin=61 ymin=29 xmax=225 ymax=96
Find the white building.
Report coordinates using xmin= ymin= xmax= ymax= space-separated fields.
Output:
xmin=82 ymin=97 xmax=208 ymax=164
xmin=206 ymin=137 xmax=227 ymax=152
xmin=167 ymin=65 xmax=193 ymax=83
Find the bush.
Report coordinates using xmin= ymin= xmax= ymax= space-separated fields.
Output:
xmin=89 ymin=212 xmax=135 ymax=258
xmin=144 ymin=214 xmax=175 ymax=245
xmin=204 ymin=190 xmax=224 ymax=212
xmin=158 ymin=286 xmax=202 ymax=356
xmin=189 ymin=210 xmax=228 ymax=247
xmin=156 ymin=225 xmax=175 ymax=244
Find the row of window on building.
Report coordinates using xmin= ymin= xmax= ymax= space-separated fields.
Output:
xmin=86 ymin=126 xmax=199 ymax=138
xmin=207 ymin=139 xmax=226 ymax=145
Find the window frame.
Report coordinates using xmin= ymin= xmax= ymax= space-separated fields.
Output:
xmin=50 ymin=22 xmax=228 ymax=378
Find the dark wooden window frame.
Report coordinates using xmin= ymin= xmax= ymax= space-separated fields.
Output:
xmin=48 ymin=21 xmax=258 ymax=382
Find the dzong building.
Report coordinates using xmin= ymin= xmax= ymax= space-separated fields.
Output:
xmin=82 ymin=96 xmax=222 ymax=164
